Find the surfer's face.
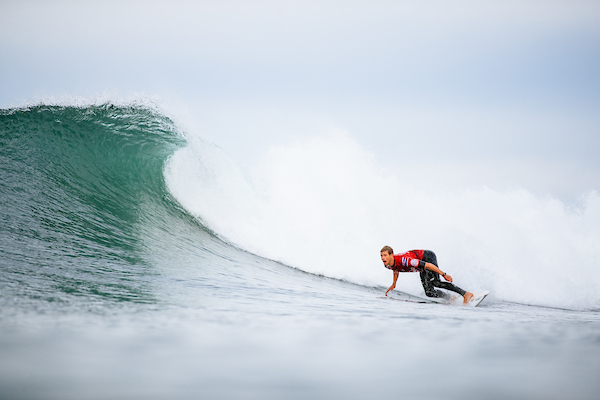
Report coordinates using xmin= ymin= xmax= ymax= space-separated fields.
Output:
xmin=380 ymin=251 xmax=394 ymax=267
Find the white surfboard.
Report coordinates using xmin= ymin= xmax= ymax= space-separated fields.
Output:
xmin=465 ymin=290 xmax=490 ymax=307
xmin=386 ymin=289 xmax=489 ymax=307
xmin=389 ymin=291 xmax=458 ymax=305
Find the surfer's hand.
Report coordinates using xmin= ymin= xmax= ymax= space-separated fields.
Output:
xmin=386 ymin=285 xmax=395 ymax=296
xmin=443 ymin=274 xmax=453 ymax=282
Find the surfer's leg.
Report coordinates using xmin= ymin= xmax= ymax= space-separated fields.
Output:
xmin=420 ymin=251 xmax=450 ymax=299
xmin=422 ymin=250 xmax=472 ymax=303
xmin=432 ymin=279 xmax=467 ymax=297
xmin=419 ymin=269 xmax=450 ymax=300
xmin=431 ymin=275 xmax=473 ymax=304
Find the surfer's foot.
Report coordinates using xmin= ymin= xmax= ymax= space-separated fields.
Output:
xmin=463 ymin=292 xmax=473 ymax=304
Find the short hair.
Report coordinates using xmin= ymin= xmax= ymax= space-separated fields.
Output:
xmin=380 ymin=246 xmax=394 ymax=255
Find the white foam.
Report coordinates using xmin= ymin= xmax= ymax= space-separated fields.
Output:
xmin=165 ymin=130 xmax=600 ymax=311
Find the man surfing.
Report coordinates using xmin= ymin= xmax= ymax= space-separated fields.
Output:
xmin=380 ymin=246 xmax=474 ymax=305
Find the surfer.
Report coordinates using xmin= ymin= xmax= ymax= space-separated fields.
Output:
xmin=380 ymin=246 xmax=474 ymax=304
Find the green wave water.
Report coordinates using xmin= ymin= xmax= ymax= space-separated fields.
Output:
xmin=0 ymin=104 xmax=192 ymax=306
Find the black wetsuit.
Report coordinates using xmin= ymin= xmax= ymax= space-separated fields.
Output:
xmin=420 ymin=250 xmax=467 ymax=300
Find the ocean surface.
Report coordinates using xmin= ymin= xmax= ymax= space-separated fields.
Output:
xmin=1 ymin=103 xmax=599 ymax=399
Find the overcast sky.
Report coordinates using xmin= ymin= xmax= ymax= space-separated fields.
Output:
xmin=2 ymin=0 xmax=599 ymax=201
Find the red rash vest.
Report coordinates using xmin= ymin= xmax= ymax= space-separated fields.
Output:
xmin=385 ymin=250 xmax=425 ymax=272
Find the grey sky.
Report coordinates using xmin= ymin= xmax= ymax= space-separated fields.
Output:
xmin=2 ymin=0 xmax=599 ymax=201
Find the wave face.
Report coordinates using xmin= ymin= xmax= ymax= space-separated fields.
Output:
xmin=0 ymin=104 xmax=192 ymax=307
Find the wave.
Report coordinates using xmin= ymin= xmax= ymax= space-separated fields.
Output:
xmin=2 ymin=101 xmax=598 ymax=311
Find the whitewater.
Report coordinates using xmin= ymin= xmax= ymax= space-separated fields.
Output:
xmin=1 ymin=102 xmax=599 ymax=399
xmin=165 ymin=114 xmax=600 ymax=310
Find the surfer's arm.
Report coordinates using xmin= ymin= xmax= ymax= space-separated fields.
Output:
xmin=385 ymin=270 xmax=399 ymax=295
xmin=422 ymin=262 xmax=453 ymax=282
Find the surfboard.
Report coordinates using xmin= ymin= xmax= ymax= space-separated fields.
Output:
xmin=386 ymin=289 xmax=489 ymax=307
xmin=386 ymin=291 xmax=453 ymax=305
xmin=465 ymin=290 xmax=489 ymax=307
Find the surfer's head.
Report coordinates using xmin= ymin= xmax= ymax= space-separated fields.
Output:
xmin=380 ymin=246 xmax=394 ymax=267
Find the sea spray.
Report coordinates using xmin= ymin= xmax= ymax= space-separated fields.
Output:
xmin=165 ymin=130 xmax=600 ymax=310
